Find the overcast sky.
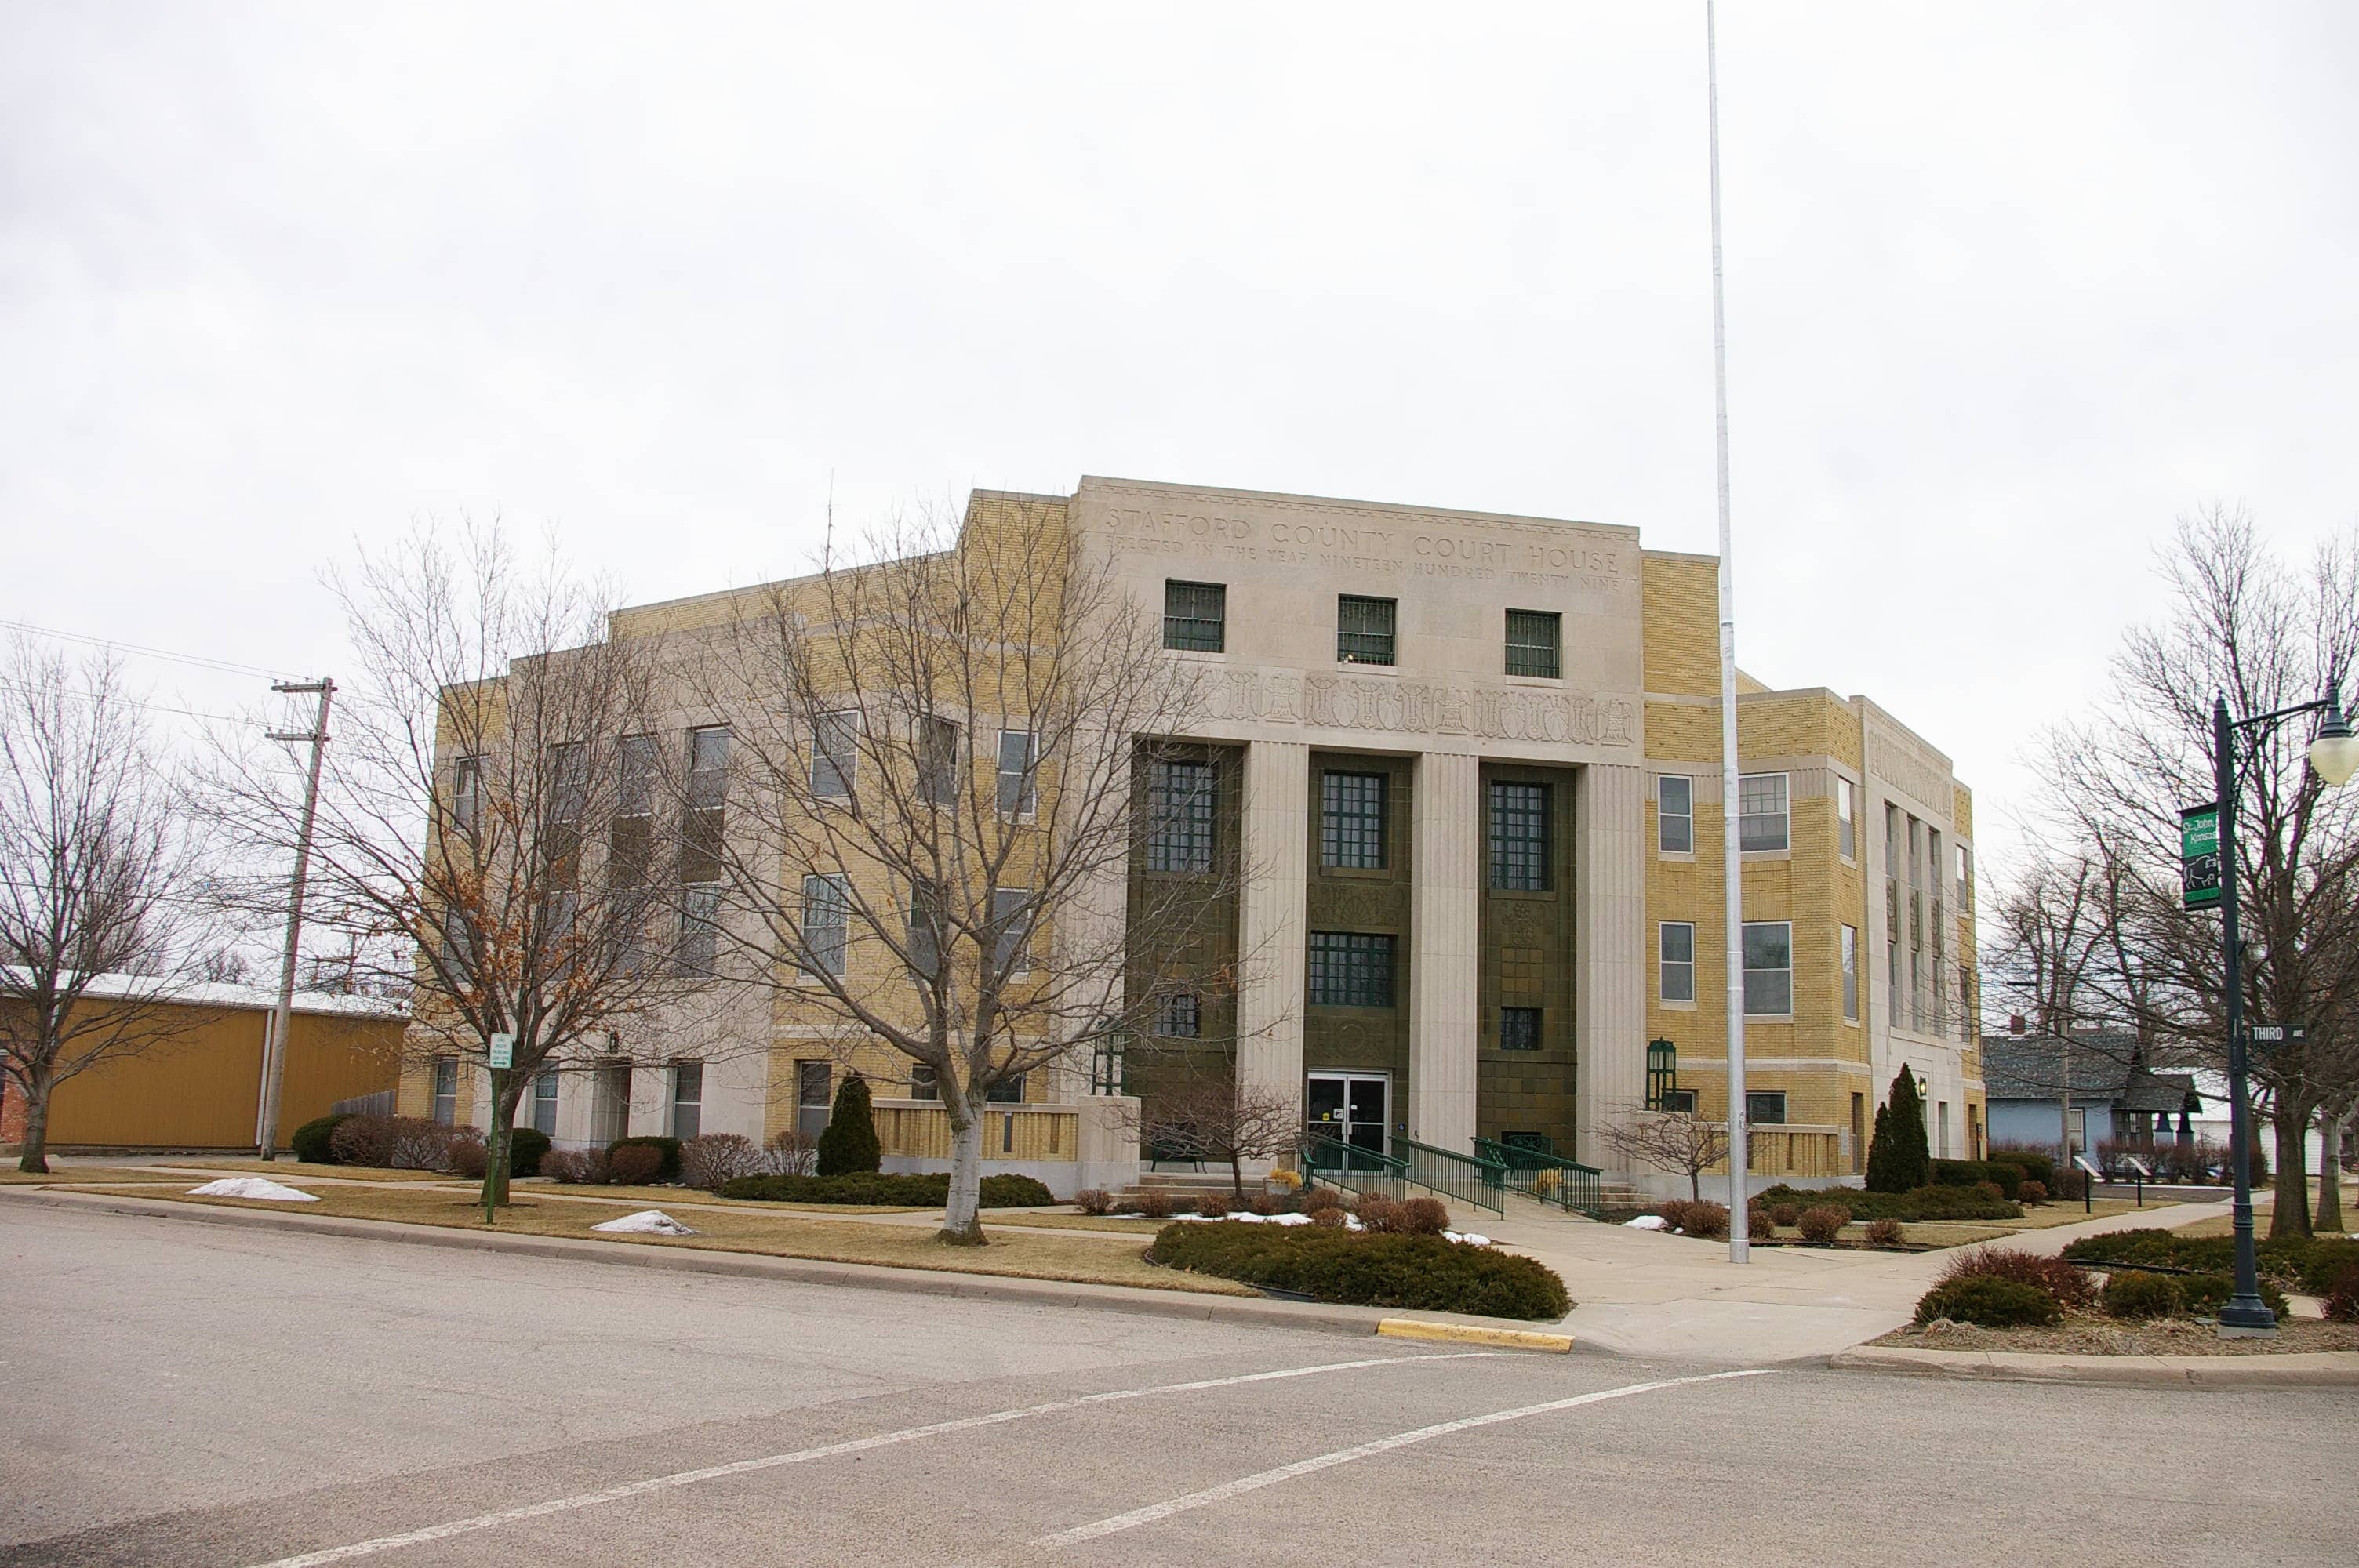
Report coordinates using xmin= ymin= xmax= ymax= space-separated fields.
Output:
xmin=5 ymin=2 xmax=2354 ymax=884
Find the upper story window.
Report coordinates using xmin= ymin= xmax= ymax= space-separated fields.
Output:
xmin=1162 ymin=580 xmax=1227 ymax=652
xmin=1336 ymin=595 xmax=1396 ymax=666
xmin=1487 ymin=781 xmax=1550 ymax=891
xmin=990 ymin=887 xmax=1033 ymax=978
xmin=1741 ymin=921 xmax=1793 ymax=1015
xmin=1147 ymin=758 xmax=1216 ymax=873
xmin=996 ymin=729 xmax=1038 ymax=815
xmin=1308 ymin=931 xmax=1395 ymax=1007
xmin=1499 ymin=1006 xmax=1543 ymax=1051
xmin=918 ymin=717 xmax=960 ymax=808
xmin=1737 ymin=772 xmax=1789 ymax=852
xmin=1657 ymin=775 xmax=1693 ymax=855
xmin=1841 ymin=924 xmax=1859 ymax=1022
xmin=1837 ymin=777 xmax=1856 ymax=860
xmin=812 ymin=712 xmax=856 ymax=800
xmin=800 ymin=873 xmax=849 ymax=979
xmin=546 ymin=742 xmax=587 ymax=887
xmin=1659 ymin=922 xmax=1696 ymax=1004
xmin=1503 ymin=610 xmax=1561 ymax=678
xmin=683 ymin=725 xmax=730 ymax=885
xmin=610 ymin=735 xmax=658 ymax=887
xmin=1955 ymin=844 xmax=1972 ymax=908
xmin=1319 ymin=771 xmax=1387 ymax=869
xmin=451 ymin=755 xmax=483 ymax=833
xmin=1153 ymin=990 xmax=1201 ymax=1038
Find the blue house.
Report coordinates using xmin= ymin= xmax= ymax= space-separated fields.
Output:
xmin=1981 ymin=1028 xmax=2202 ymax=1160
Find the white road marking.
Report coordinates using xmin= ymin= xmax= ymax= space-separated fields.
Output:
xmin=240 ymin=1352 xmax=1495 ymax=1568
xmin=1040 ymin=1367 xmax=1776 ymax=1547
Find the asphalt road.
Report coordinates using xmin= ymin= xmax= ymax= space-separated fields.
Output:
xmin=2 ymin=1200 xmax=2350 ymax=1568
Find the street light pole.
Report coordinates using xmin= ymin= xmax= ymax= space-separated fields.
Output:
xmin=256 ymin=677 xmax=333 ymax=1160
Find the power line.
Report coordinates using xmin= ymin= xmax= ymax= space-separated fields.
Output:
xmin=0 ymin=618 xmax=304 ymax=683
xmin=0 ymin=677 xmax=255 ymax=728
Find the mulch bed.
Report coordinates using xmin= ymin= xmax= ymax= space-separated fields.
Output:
xmin=1873 ymin=1312 xmax=2359 ymax=1357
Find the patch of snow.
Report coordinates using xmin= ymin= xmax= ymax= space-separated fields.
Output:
xmin=591 ymin=1209 xmax=699 ymax=1236
xmin=1443 ymin=1231 xmax=1493 ymax=1247
xmin=1623 ymin=1214 xmax=1670 ymax=1230
xmin=187 ymin=1177 xmax=319 ymax=1202
xmin=1162 ymin=1210 xmax=1320 ymax=1226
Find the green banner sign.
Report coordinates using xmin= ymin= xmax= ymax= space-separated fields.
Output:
xmin=2180 ymin=803 xmax=2221 ymax=908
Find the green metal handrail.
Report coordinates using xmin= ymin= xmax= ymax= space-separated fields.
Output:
xmin=1299 ymin=1134 xmax=1408 ymax=1202
xmin=1474 ymin=1136 xmax=1605 ymax=1217
xmin=1390 ymin=1135 xmax=1508 ymax=1215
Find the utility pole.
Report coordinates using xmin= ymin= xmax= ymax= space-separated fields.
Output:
xmin=1705 ymin=0 xmax=1749 ymax=1261
xmin=256 ymin=678 xmax=334 ymax=1160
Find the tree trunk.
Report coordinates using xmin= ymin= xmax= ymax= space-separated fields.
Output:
xmin=2268 ymin=1103 xmax=2313 ymax=1240
xmin=1688 ymin=1167 xmax=1702 ymax=1202
xmin=15 ymin=1074 xmax=53 ymax=1174
xmin=485 ymin=1071 xmax=525 ymax=1211
xmin=2317 ymin=1113 xmax=2345 ymax=1235
xmin=1230 ymin=1149 xmax=1247 ymax=1199
xmin=940 ymin=1102 xmax=987 ymax=1246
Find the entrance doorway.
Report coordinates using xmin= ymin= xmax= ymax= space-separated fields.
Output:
xmin=1307 ymin=1071 xmax=1389 ymax=1169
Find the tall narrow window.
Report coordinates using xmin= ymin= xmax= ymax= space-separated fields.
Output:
xmin=1888 ymin=939 xmax=1903 ymax=1025
xmin=431 ymin=1058 xmax=459 ymax=1125
xmin=532 ymin=1069 xmax=558 ymax=1135
xmin=678 ymin=885 xmax=721 ymax=975
xmin=1657 ymin=775 xmax=1693 ymax=855
xmin=991 ymin=887 xmax=1032 ymax=978
xmin=1162 ymin=580 xmax=1227 ymax=652
xmin=907 ymin=877 xmax=943 ymax=979
xmin=1837 ymin=777 xmax=1856 ymax=860
xmin=546 ymin=742 xmax=587 ymax=889
xmin=1320 ymin=771 xmax=1387 ymax=869
xmin=670 ymin=1062 xmax=703 ymax=1141
xmin=795 ymin=1061 xmax=831 ymax=1141
xmin=1955 ymin=844 xmax=1971 ymax=909
xmin=1738 ymin=772 xmax=1789 ymax=851
xmin=683 ymin=725 xmax=730 ymax=885
xmin=1503 ymin=609 xmax=1561 ymax=678
xmin=1499 ymin=1006 xmax=1543 ymax=1051
xmin=1659 ymin=922 xmax=1696 ymax=1003
xmin=812 ymin=712 xmax=856 ymax=800
xmin=918 ymin=717 xmax=960 ymax=807
xmin=1307 ymin=931 xmax=1394 ymax=1007
xmin=801 ymin=873 xmax=849 ymax=978
xmin=451 ymin=755 xmax=483 ymax=833
xmin=909 ymin=1063 xmax=940 ymax=1100
xmin=1336 ymin=595 xmax=1397 ymax=666
xmin=1488 ymin=781 xmax=1550 ymax=891
xmin=996 ymin=730 xmax=1038 ymax=815
xmin=1147 ymin=758 xmax=1216 ymax=873
xmin=1841 ymin=924 xmax=1859 ymax=1022
xmin=1741 ymin=921 xmax=1793 ymax=1015
xmin=610 ymin=735 xmax=658 ymax=887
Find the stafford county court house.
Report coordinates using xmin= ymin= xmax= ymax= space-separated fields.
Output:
xmin=403 ymin=477 xmax=1983 ymax=1200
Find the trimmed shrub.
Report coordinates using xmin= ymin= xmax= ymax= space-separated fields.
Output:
xmin=448 ymin=1127 xmax=489 ymax=1178
xmin=1747 ymin=1207 xmax=1773 ymax=1243
xmin=1938 ymin=1246 xmax=2096 ymax=1309
xmin=1354 ymin=1197 xmax=1408 ymax=1234
xmin=1658 ymin=1200 xmax=1728 ymax=1238
xmin=1796 ymin=1207 xmax=1846 ymax=1244
xmin=2295 ymin=1239 xmax=2359 ymax=1296
xmin=815 ymin=1075 xmax=881 ymax=1176
xmin=290 ymin=1114 xmax=351 ymax=1165
xmin=2324 ymin=1265 xmax=2359 ymax=1325
xmin=1915 ymin=1276 xmax=2062 ymax=1328
xmin=1135 ymin=1189 xmax=1178 ymax=1220
xmin=679 ymin=1133 xmax=761 ymax=1192
xmin=1398 ymin=1197 xmax=1451 ymax=1236
xmin=1309 ymin=1204 xmax=1347 ymax=1227
xmin=1752 ymin=1182 xmax=2019 ymax=1223
xmin=606 ymin=1142 xmax=665 ymax=1185
xmin=1302 ymin=1186 xmax=1347 ymax=1215
xmin=1768 ymin=1203 xmax=1800 ymax=1228
xmin=388 ymin=1116 xmax=457 ymax=1170
xmin=2017 ymin=1179 xmax=2049 ymax=1206
xmin=2103 ymin=1270 xmax=2184 ymax=1319
xmin=505 ymin=1126 xmax=551 ymax=1178
xmin=607 ymin=1135 xmax=682 ymax=1183
xmin=1863 ymin=1217 xmax=1906 ymax=1248
xmin=1248 ymin=1194 xmax=1284 ymax=1217
xmin=329 ymin=1114 xmax=395 ymax=1167
xmin=1931 ymin=1159 xmax=2021 ymax=1200
xmin=1986 ymin=1146 xmax=2055 ymax=1189
xmin=714 ymin=1171 xmax=1058 ymax=1207
xmin=1151 ymin=1221 xmax=1572 ymax=1320
xmin=1074 ymin=1189 xmax=1114 ymax=1216
xmin=763 ymin=1128 xmax=817 ymax=1176
xmin=1196 ymin=1193 xmax=1233 ymax=1218
xmin=2176 ymin=1272 xmax=2290 ymax=1320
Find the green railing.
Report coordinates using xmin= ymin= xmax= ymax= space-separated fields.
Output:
xmin=1299 ymin=1134 xmax=1408 ymax=1202
xmin=1390 ymin=1135 xmax=1508 ymax=1214
xmin=1474 ymin=1136 xmax=1605 ymax=1217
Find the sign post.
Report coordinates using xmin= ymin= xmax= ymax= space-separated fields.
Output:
xmin=485 ymin=1033 xmax=514 ymax=1225
xmin=2179 ymin=804 xmax=2221 ymax=909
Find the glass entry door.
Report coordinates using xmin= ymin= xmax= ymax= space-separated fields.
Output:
xmin=1306 ymin=1072 xmax=1389 ymax=1170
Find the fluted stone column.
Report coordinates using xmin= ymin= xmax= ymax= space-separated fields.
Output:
xmin=1409 ymin=750 xmax=1480 ymax=1148
xmin=1235 ymin=739 xmax=1308 ymax=1119
xmin=1576 ymin=761 xmax=1648 ymax=1167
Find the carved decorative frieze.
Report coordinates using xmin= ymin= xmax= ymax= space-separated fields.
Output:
xmin=1205 ymin=670 xmax=1634 ymax=748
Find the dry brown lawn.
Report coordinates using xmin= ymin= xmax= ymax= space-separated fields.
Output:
xmin=138 ymin=1158 xmax=451 ymax=1183
xmin=74 ymin=1183 xmax=1251 ymax=1296
xmin=980 ymin=1211 xmax=1170 ymax=1236
xmin=0 ymin=1167 xmax=186 ymax=1185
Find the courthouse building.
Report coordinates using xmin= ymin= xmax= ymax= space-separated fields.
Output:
xmin=409 ymin=477 xmax=1981 ymax=1197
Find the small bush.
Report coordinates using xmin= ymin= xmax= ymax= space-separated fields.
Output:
xmin=1310 ymin=1204 xmax=1347 ymax=1227
xmin=290 ymin=1114 xmax=351 ymax=1165
xmin=815 ymin=1075 xmax=881 ymax=1176
xmin=1151 ymin=1221 xmax=1572 ymax=1320
xmin=1752 ymin=1182 xmax=2020 ymax=1223
xmin=388 ymin=1116 xmax=457 ymax=1170
xmin=1863 ymin=1217 xmax=1906 ymax=1248
xmin=1354 ymin=1197 xmax=1408 ymax=1234
xmin=2053 ymin=1168 xmax=2091 ymax=1202
xmin=329 ymin=1114 xmax=394 ymax=1167
xmin=2295 ymin=1239 xmax=2359 ymax=1296
xmin=1939 ymin=1246 xmax=2095 ymax=1309
xmin=1659 ymin=1200 xmax=1728 ymax=1238
xmin=1986 ymin=1146 xmax=2056 ymax=1188
xmin=714 ymin=1171 xmax=1057 ymax=1207
xmin=1074 ymin=1189 xmax=1114 ymax=1216
xmin=540 ymin=1146 xmax=608 ymax=1184
xmin=2324 ymin=1265 xmax=2359 ymax=1325
xmin=1135 ymin=1189 xmax=1178 ymax=1219
xmin=1248 ymin=1194 xmax=1284 ymax=1217
xmin=1302 ymin=1186 xmax=1347 ymax=1215
xmin=1747 ymin=1207 xmax=1773 ymax=1242
xmin=1398 ymin=1196 xmax=1451 ymax=1236
xmin=606 ymin=1143 xmax=665 ymax=1185
xmin=505 ymin=1127 xmax=551 ymax=1178
xmin=2176 ymin=1272 xmax=2290 ymax=1320
xmin=448 ymin=1127 xmax=489 ymax=1179
xmin=1768 ymin=1203 xmax=1800 ymax=1228
xmin=762 ymin=1128 xmax=817 ymax=1176
xmin=1931 ymin=1159 xmax=2022 ymax=1200
xmin=2103 ymin=1270 xmax=2184 ymax=1320
xmin=1797 ymin=1207 xmax=1846 ymax=1244
xmin=1915 ymin=1276 xmax=2062 ymax=1328
xmin=607 ymin=1135 xmax=682 ymax=1182
xmin=680 ymin=1133 xmax=763 ymax=1192
xmin=1196 ymin=1193 xmax=1233 ymax=1218
xmin=2017 ymin=1179 xmax=2048 ymax=1205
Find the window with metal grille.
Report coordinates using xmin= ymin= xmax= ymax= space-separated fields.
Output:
xmin=1336 ymin=595 xmax=1396 ymax=666
xmin=1742 ymin=921 xmax=1792 ymax=1014
xmin=1487 ymin=781 xmax=1550 ymax=890
xmin=1658 ymin=774 xmax=1693 ymax=854
xmin=1147 ymin=759 xmax=1216 ymax=873
xmin=1737 ymin=771 xmax=1789 ymax=851
xmin=1503 ymin=609 xmax=1561 ymax=678
xmin=997 ymin=729 xmax=1038 ymax=814
xmin=1308 ymin=931 xmax=1394 ymax=1007
xmin=670 ymin=1062 xmax=703 ymax=1141
xmin=801 ymin=873 xmax=849 ymax=978
xmin=1659 ymin=922 xmax=1696 ymax=1003
xmin=1746 ymin=1091 xmax=1787 ymax=1127
xmin=1499 ymin=1005 xmax=1543 ymax=1051
xmin=1163 ymin=580 xmax=1227 ymax=652
xmin=1320 ymin=771 xmax=1387 ymax=869
xmin=1153 ymin=991 xmax=1201 ymax=1038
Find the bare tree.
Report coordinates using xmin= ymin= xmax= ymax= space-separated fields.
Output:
xmin=1594 ymin=1106 xmax=1731 ymax=1203
xmin=2031 ymin=506 xmax=2359 ymax=1236
xmin=1 ymin=638 xmax=212 ymax=1171
xmin=1118 ymin=1070 xmax=1299 ymax=1200
xmin=210 ymin=523 xmax=732 ymax=1207
xmin=689 ymin=497 xmax=1230 ymax=1243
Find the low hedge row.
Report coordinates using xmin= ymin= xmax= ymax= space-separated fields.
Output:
xmin=718 ymin=1171 xmax=1057 ymax=1207
xmin=1753 ymin=1183 xmax=2022 ymax=1222
xmin=2060 ymin=1229 xmax=2359 ymax=1294
xmin=1150 ymin=1221 xmax=1572 ymax=1320
xmin=1930 ymin=1159 xmax=2022 ymax=1200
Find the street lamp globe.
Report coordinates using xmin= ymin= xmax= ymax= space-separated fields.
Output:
xmin=2308 ymin=695 xmax=2359 ymax=787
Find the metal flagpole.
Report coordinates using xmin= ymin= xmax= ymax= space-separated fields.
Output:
xmin=1706 ymin=0 xmax=1750 ymax=1261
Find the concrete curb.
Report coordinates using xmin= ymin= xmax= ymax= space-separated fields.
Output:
xmin=1830 ymin=1344 xmax=2359 ymax=1388
xmin=1378 ymin=1319 xmax=1573 ymax=1353
xmin=4 ymin=1185 xmax=1412 ymax=1337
